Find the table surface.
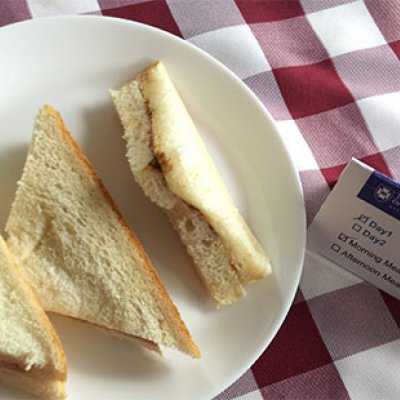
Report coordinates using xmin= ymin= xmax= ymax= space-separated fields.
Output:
xmin=2 ymin=1 xmax=400 ymax=399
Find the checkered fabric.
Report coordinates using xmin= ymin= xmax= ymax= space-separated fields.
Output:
xmin=2 ymin=1 xmax=400 ymax=399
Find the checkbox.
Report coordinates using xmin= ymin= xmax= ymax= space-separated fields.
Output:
xmin=352 ymin=223 xmax=362 ymax=232
xmin=338 ymin=233 xmax=349 ymax=242
xmin=357 ymin=214 xmax=369 ymax=224
xmin=331 ymin=243 xmax=341 ymax=253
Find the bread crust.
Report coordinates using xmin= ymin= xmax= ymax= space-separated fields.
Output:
xmin=137 ymin=62 xmax=271 ymax=282
xmin=47 ymin=311 xmax=161 ymax=354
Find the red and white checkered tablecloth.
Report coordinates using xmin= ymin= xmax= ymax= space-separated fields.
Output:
xmin=2 ymin=1 xmax=400 ymax=399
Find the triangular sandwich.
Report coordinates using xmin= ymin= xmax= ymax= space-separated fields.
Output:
xmin=6 ymin=105 xmax=200 ymax=358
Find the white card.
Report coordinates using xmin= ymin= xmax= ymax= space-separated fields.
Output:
xmin=308 ymin=159 xmax=400 ymax=299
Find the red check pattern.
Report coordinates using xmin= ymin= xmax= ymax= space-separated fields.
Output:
xmin=2 ymin=1 xmax=400 ymax=399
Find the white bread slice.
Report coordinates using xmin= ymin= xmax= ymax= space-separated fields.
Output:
xmin=110 ymin=61 xmax=272 ymax=306
xmin=0 ymin=235 xmax=66 ymax=399
xmin=5 ymin=105 xmax=200 ymax=358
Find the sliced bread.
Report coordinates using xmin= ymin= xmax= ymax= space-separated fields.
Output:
xmin=5 ymin=105 xmax=200 ymax=358
xmin=110 ymin=61 xmax=272 ymax=306
xmin=0 ymin=235 xmax=67 ymax=399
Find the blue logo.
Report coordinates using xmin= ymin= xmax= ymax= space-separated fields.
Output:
xmin=374 ymin=184 xmax=393 ymax=202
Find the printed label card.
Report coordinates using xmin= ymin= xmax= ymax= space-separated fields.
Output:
xmin=308 ymin=159 xmax=400 ymax=299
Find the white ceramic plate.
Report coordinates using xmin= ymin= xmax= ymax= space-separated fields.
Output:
xmin=0 ymin=17 xmax=305 ymax=400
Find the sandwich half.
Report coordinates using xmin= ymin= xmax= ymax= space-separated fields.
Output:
xmin=0 ymin=235 xmax=67 ymax=399
xmin=110 ymin=61 xmax=272 ymax=307
xmin=5 ymin=105 xmax=200 ymax=358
